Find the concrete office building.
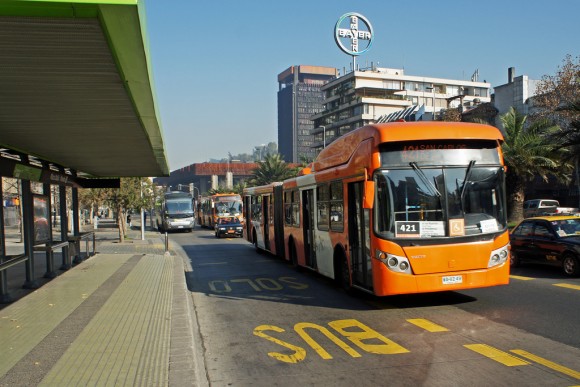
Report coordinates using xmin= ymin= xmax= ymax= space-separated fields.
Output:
xmin=493 ymin=67 xmax=540 ymax=124
xmin=310 ymin=66 xmax=492 ymax=153
xmin=277 ymin=65 xmax=338 ymax=163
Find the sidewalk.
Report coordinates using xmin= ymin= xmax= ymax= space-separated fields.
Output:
xmin=0 ymin=219 xmax=206 ymax=386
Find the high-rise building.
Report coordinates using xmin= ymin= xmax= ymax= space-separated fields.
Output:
xmin=310 ymin=66 xmax=492 ymax=153
xmin=277 ymin=65 xmax=338 ymax=163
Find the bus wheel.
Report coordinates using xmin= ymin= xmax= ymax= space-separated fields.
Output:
xmin=338 ymin=254 xmax=352 ymax=292
xmin=289 ymin=242 xmax=301 ymax=271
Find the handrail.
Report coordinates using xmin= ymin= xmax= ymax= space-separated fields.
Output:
xmin=0 ymin=254 xmax=28 ymax=272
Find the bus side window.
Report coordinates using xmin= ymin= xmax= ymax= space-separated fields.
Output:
xmin=330 ymin=182 xmax=344 ymax=232
xmin=317 ymin=184 xmax=329 ymax=231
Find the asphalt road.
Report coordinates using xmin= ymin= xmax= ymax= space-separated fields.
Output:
xmin=170 ymin=226 xmax=580 ymax=387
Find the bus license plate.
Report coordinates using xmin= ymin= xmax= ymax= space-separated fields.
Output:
xmin=442 ymin=275 xmax=462 ymax=285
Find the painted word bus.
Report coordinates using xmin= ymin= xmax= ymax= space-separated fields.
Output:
xmin=199 ymin=193 xmax=243 ymax=228
xmin=243 ymin=121 xmax=510 ymax=296
xmin=156 ymin=191 xmax=195 ymax=232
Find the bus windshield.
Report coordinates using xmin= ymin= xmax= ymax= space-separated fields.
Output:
xmin=375 ymin=165 xmax=507 ymax=239
xmin=215 ymin=199 xmax=242 ymax=216
xmin=166 ymin=199 xmax=194 ymax=215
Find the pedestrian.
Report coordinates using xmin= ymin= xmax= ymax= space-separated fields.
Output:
xmin=143 ymin=212 xmax=147 ymax=229
xmin=127 ymin=213 xmax=132 ymax=228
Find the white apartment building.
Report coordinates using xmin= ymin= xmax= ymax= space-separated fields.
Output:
xmin=310 ymin=67 xmax=491 ymax=152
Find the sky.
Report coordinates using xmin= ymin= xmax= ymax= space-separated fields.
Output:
xmin=142 ymin=0 xmax=580 ymax=172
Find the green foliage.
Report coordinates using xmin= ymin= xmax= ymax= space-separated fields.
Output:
xmin=248 ymin=153 xmax=299 ymax=186
xmin=500 ymin=107 xmax=572 ymax=223
xmin=501 ymin=107 xmax=571 ymax=183
xmin=79 ymin=178 xmax=157 ymax=241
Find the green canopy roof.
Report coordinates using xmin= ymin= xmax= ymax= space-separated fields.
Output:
xmin=0 ymin=0 xmax=169 ymax=177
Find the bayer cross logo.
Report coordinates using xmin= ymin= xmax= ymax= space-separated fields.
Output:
xmin=334 ymin=12 xmax=374 ymax=56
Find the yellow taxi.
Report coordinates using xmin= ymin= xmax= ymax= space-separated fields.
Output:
xmin=509 ymin=215 xmax=580 ymax=276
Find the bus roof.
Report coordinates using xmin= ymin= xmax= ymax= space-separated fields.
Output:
xmin=243 ymin=182 xmax=282 ymax=196
xmin=164 ymin=191 xmax=192 ymax=199
xmin=312 ymin=122 xmax=504 ymax=173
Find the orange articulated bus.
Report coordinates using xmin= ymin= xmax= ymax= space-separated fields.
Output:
xmin=244 ymin=121 xmax=510 ymax=296
xmin=243 ymin=183 xmax=284 ymax=256
xmin=199 ymin=193 xmax=243 ymax=228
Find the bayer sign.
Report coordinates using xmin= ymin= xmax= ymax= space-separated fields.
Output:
xmin=334 ymin=12 xmax=374 ymax=56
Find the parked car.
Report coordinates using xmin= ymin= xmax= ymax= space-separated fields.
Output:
xmin=214 ymin=216 xmax=243 ymax=238
xmin=523 ymin=199 xmax=579 ymax=218
xmin=509 ymin=215 xmax=580 ymax=276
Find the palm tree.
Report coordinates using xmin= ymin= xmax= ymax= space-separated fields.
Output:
xmin=249 ymin=153 xmax=299 ymax=186
xmin=500 ymin=107 xmax=572 ymax=223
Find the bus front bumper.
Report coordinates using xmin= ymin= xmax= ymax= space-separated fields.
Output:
xmin=372 ymin=261 xmax=510 ymax=296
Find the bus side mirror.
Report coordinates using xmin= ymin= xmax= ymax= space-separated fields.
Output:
xmin=363 ymin=180 xmax=375 ymax=209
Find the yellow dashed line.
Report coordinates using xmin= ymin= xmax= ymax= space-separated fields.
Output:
xmin=554 ymin=283 xmax=580 ymax=291
xmin=511 ymin=349 xmax=580 ymax=379
xmin=407 ymin=319 xmax=449 ymax=332
xmin=464 ymin=344 xmax=529 ymax=366
xmin=510 ymin=275 xmax=535 ymax=281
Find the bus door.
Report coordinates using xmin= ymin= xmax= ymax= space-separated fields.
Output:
xmin=302 ymin=189 xmax=316 ymax=269
xmin=263 ymin=194 xmax=270 ymax=250
xmin=348 ymin=182 xmax=373 ymax=290
xmin=244 ymin=196 xmax=252 ymax=239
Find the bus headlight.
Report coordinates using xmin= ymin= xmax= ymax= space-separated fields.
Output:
xmin=488 ymin=244 xmax=509 ymax=268
xmin=377 ymin=250 xmax=412 ymax=274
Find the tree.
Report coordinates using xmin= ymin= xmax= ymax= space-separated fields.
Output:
xmin=441 ymin=108 xmax=461 ymax=122
xmin=102 ymin=177 xmax=152 ymax=242
xmin=500 ymin=107 xmax=572 ymax=223
xmin=248 ymin=153 xmax=299 ymax=186
xmin=533 ymin=54 xmax=580 ymax=124
xmin=79 ymin=188 xmax=107 ymax=222
xmin=533 ymin=55 xmax=580 ymax=206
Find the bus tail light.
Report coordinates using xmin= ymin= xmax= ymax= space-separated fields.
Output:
xmin=488 ymin=244 xmax=509 ymax=268
xmin=377 ymin=250 xmax=412 ymax=274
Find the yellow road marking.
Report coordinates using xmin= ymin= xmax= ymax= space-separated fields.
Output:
xmin=510 ymin=275 xmax=534 ymax=281
xmin=511 ymin=349 xmax=580 ymax=379
xmin=464 ymin=344 xmax=529 ymax=366
xmin=554 ymin=283 xmax=580 ymax=291
xmin=407 ymin=319 xmax=449 ymax=332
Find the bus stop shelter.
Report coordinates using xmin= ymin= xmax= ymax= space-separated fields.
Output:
xmin=0 ymin=0 xmax=169 ymax=302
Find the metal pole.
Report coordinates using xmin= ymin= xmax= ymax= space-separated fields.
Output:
xmin=165 ymin=232 xmax=169 ymax=253
xmin=140 ymin=183 xmax=145 ymax=241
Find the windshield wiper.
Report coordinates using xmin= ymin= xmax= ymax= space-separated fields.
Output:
xmin=409 ymin=162 xmax=441 ymax=197
xmin=460 ymin=160 xmax=476 ymax=208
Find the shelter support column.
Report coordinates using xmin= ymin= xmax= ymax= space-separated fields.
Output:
xmin=21 ymin=179 xmax=38 ymax=289
xmin=0 ymin=178 xmax=12 ymax=303
xmin=71 ymin=187 xmax=82 ymax=264
xmin=43 ymin=183 xmax=56 ymax=279
xmin=59 ymin=186 xmax=71 ymax=270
